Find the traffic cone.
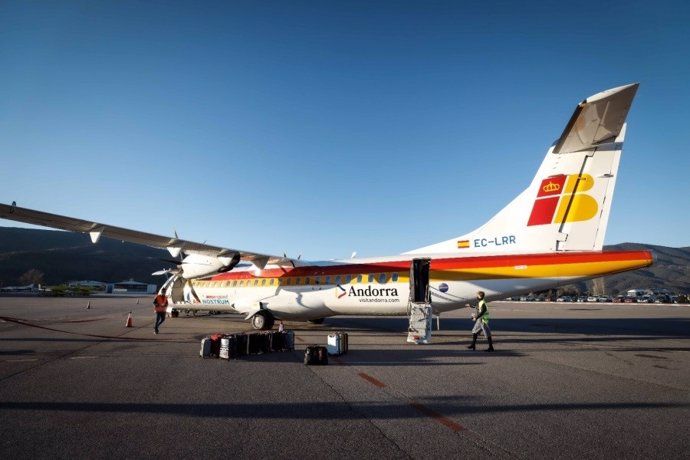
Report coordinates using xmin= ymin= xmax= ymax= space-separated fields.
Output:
xmin=125 ymin=312 xmax=133 ymax=328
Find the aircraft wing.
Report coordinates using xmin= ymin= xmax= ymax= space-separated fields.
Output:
xmin=0 ymin=202 xmax=293 ymax=269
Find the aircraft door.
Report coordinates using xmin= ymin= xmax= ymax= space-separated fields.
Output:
xmin=410 ymin=258 xmax=431 ymax=304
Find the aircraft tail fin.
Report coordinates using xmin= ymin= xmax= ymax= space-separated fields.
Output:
xmin=406 ymin=83 xmax=639 ymax=255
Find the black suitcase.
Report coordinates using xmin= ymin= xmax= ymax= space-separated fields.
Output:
xmin=304 ymin=345 xmax=328 ymax=365
xmin=235 ymin=333 xmax=247 ymax=357
xmin=271 ymin=331 xmax=284 ymax=351
xmin=259 ymin=331 xmax=272 ymax=354
xmin=247 ymin=332 xmax=261 ymax=355
xmin=337 ymin=332 xmax=348 ymax=354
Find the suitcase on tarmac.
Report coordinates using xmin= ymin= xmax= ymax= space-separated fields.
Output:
xmin=327 ymin=333 xmax=342 ymax=356
xmin=220 ymin=335 xmax=237 ymax=360
xmin=225 ymin=334 xmax=239 ymax=359
xmin=210 ymin=333 xmax=223 ymax=357
xmin=235 ymin=333 xmax=248 ymax=357
xmin=304 ymin=345 xmax=328 ymax=365
xmin=200 ymin=337 xmax=213 ymax=358
xmin=247 ymin=332 xmax=261 ymax=355
xmin=337 ymin=332 xmax=348 ymax=354
xmin=260 ymin=331 xmax=272 ymax=354
xmin=271 ymin=330 xmax=284 ymax=351
xmin=219 ymin=337 xmax=229 ymax=360
xmin=283 ymin=331 xmax=295 ymax=351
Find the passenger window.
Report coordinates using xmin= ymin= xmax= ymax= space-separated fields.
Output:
xmin=270 ymin=279 xmax=275 ymax=286
xmin=392 ymin=273 xmax=399 ymax=282
xmin=261 ymin=279 xmax=266 ymax=286
xmin=346 ymin=275 xmax=352 ymax=284
xmin=295 ymin=278 xmax=301 ymax=285
xmin=253 ymin=280 xmax=258 ymax=286
xmin=305 ymin=277 xmax=311 ymax=285
xmin=357 ymin=274 xmax=362 ymax=283
xmin=325 ymin=276 xmax=330 ymax=285
xmin=335 ymin=275 xmax=341 ymax=284
xmin=368 ymin=274 xmax=374 ymax=283
xmin=379 ymin=273 xmax=387 ymax=283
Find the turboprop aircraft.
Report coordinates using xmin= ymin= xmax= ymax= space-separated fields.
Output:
xmin=0 ymin=83 xmax=653 ymax=330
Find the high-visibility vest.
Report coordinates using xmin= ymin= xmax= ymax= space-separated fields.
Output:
xmin=477 ymin=299 xmax=490 ymax=324
xmin=154 ymin=295 xmax=168 ymax=313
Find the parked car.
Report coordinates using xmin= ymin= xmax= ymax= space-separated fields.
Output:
xmin=597 ymin=295 xmax=612 ymax=303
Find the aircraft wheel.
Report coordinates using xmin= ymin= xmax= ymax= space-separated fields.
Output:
xmin=308 ymin=318 xmax=325 ymax=325
xmin=251 ymin=311 xmax=275 ymax=330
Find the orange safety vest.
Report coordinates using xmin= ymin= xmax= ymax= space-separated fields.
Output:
xmin=154 ymin=294 xmax=168 ymax=313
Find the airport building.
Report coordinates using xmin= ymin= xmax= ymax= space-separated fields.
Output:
xmin=109 ymin=279 xmax=157 ymax=294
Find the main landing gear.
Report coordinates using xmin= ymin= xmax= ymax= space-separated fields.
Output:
xmin=251 ymin=310 xmax=275 ymax=330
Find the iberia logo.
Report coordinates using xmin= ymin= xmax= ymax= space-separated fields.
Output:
xmin=335 ymin=285 xmax=347 ymax=299
xmin=527 ymin=174 xmax=598 ymax=226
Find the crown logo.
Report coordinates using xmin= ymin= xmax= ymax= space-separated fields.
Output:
xmin=543 ymin=181 xmax=560 ymax=193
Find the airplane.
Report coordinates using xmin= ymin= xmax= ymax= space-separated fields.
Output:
xmin=0 ymin=83 xmax=653 ymax=330
xmin=0 ymin=284 xmax=41 ymax=293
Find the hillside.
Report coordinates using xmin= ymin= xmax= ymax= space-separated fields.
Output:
xmin=591 ymin=243 xmax=690 ymax=295
xmin=0 ymin=227 xmax=688 ymax=294
xmin=0 ymin=227 xmax=171 ymax=286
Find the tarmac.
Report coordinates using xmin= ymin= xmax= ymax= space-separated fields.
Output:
xmin=1 ymin=296 xmax=689 ymax=459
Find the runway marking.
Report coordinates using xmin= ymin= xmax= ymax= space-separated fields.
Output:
xmin=357 ymin=371 xmax=466 ymax=433
xmin=358 ymin=372 xmax=386 ymax=388
xmin=69 ymin=356 xmax=97 ymax=360
xmin=409 ymin=400 xmax=466 ymax=432
xmin=7 ymin=358 xmax=39 ymax=363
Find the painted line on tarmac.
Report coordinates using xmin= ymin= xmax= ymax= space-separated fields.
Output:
xmin=356 ymin=369 xmax=466 ymax=433
xmin=409 ymin=400 xmax=466 ymax=432
xmin=358 ymin=372 xmax=386 ymax=388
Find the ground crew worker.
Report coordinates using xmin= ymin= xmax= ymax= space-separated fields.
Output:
xmin=153 ymin=289 xmax=168 ymax=334
xmin=466 ymin=291 xmax=494 ymax=351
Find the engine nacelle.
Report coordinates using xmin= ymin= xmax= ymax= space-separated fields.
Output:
xmin=181 ymin=253 xmax=234 ymax=279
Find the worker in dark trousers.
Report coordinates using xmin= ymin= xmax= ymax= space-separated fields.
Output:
xmin=466 ymin=291 xmax=494 ymax=351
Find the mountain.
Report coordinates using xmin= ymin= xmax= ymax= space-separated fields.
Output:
xmin=591 ymin=243 xmax=690 ymax=295
xmin=0 ymin=227 xmax=688 ymax=294
xmin=0 ymin=227 xmax=171 ymax=286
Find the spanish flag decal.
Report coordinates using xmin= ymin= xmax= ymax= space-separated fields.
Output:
xmin=457 ymin=240 xmax=470 ymax=249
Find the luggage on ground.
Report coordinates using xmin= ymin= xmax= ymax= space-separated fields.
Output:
xmin=210 ymin=333 xmax=223 ymax=357
xmin=200 ymin=337 xmax=212 ymax=358
xmin=304 ymin=345 xmax=328 ymax=365
xmin=327 ymin=333 xmax=342 ymax=356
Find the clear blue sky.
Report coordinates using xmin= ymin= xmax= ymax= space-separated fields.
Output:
xmin=1 ymin=1 xmax=689 ymax=260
